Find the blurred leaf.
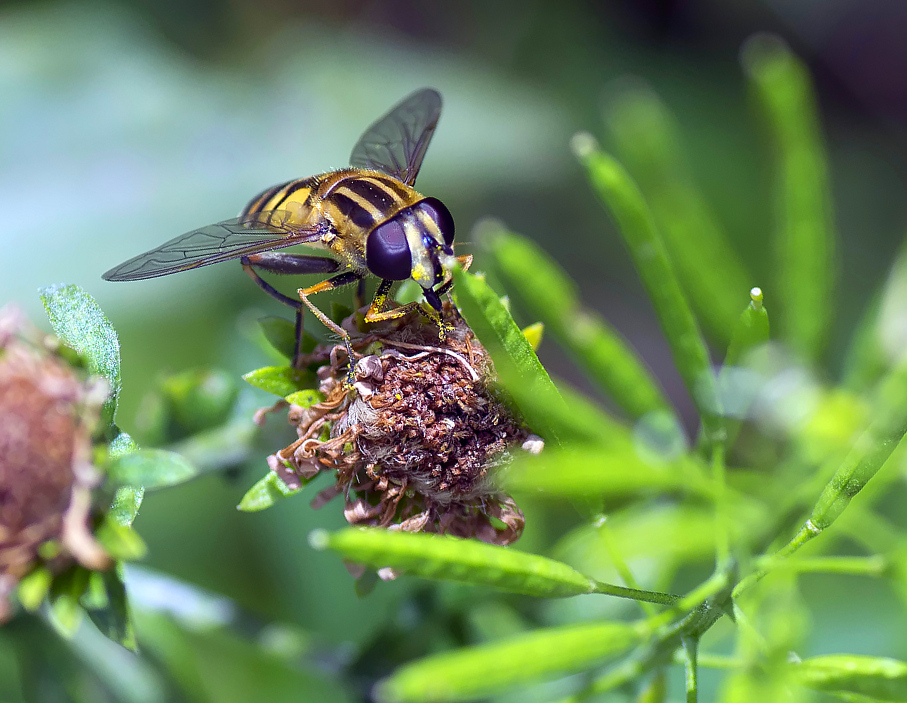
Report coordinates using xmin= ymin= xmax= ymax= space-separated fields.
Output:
xmin=238 ymin=472 xmax=304 ymax=512
xmin=605 ymin=82 xmax=753 ymax=344
xmin=725 ymin=288 xmax=770 ymax=368
xmin=48 ymin=567 xmax=90 ymax=637
xmin=521 ymin=321 xmax=544 ymax=351
xmin=376 ymin=620 xmax=643 ymax=702
xmin=571 ymin=134 xmax=722 ymax=445
xmin=310 ymin=528 xmax=596 ymax=597
xmin=167 ymin=415 xmax=258 ymax=474
xmin=259 ymin=316 xmax=317 ymax=360
xmin=503 ymin=446 xmax=713 ymax=499
xmin=243 ymin=365 xmax=316 ymax=397
xmin=160 ymin=368 xmax=239 ymax=434
xmin=95 ymin=519 xmax=148 ymax=561
xmin=85 ymin=568 xmax=136 ymax=651
xmin=743 ymin=35 xmax=835 ymax=364
xmin=793 ymin=655 xmax=907 ymax=701
xmin=109 ymin=486 xmax=145 ymax=527
xmin=17 ymin=568 xmax=52 ymax=612
xmin=134 ymin=611 xmax=352 ymax=703
xmin=39 ymin=283 xmax=121 ymax=427
xmin=107 ymin=448 xmax=197 ymax=490
xmin=451 ymin=267 xmax=567 ymax=443
xmin=484 ymin=224 xmax=674 ymax=421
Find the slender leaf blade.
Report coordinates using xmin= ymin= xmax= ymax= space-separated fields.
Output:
xmin=376 ymin=620 xmax=643 ymax=702
xmin=794 ymin=655 xmax=907 ymax=701
xmin=242 ymin=366 xmax=315 ymax=397
xmin=310 ymin=528 xmax=595 ymax=597
xmin=238 ymin=472 xmax=304 ymax=512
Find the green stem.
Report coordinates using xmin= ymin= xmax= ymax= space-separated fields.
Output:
xmin=712 ymin=442 xmax=730 ymax=565
xmin=752 ymin=554 xmax=887 ymax=577
xmin=591 ymin=580 xmax=680 ymax=607
xmin=681 ymin=636 xmax=699 ymax=703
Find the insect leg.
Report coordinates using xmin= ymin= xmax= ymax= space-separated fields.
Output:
xmin=242 ymin=253 xmax=341 ymax=366
xmin=298 ymin=271 xmax=365 ymax=384
xmin=363 ymin=280 xmax=451 ymax=340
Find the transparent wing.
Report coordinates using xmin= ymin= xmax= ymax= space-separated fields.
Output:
xmin=349 ymin=88 xmax=442 ymax=186
xmin=102 ymin=211 xmax=325 ymax=281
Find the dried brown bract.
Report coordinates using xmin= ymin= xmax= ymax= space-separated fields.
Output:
xmin=0 ymin=307 xmax=109 ymax=621
xmin=268 ymin=304 xmax=540 ymax=551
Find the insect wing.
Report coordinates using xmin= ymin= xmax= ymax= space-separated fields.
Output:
xmin=349 ymin=88 xmax=442 ymax=186
xmin=102 ymin=211 xmax=324 ymax=281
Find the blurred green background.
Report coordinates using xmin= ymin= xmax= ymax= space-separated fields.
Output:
xmin=4 ymin=0 xmax=907 ymax=700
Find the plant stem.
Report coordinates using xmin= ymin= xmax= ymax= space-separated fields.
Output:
xmin=752 ymin=554 xmax=887 ymax=577
xmin=591 ymin=580 xmax=680 ymax=607
xmin=681 ymin=636 xmax=699 ymax=703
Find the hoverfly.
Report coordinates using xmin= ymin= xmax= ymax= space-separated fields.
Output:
xmin=103 ymin=88 xmax=465 ymax=368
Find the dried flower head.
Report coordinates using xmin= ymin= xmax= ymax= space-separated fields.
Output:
xmin=0 ymin=307 xmax=109 ymax=621
xmin=268 ymin=304 xmax=540 ymax=551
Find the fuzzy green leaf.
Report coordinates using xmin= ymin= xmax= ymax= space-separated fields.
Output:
xmin=285 ymin=389 xmax=325 ymax=407
xmin=238 ymin=472 xmax=304 ymax=512
xmin=107 ymin=449 xmax=197 ymax=490
xmin=109 ymin=486 xmax=145 ymax=527
xmin=794 ymin=655 xmax=907 ymax=701
xmin=376 ymin=620 xmax=643 ymax=702
xmin=160 ymin=368 xmax=238 ymax=434
xmin=95 ymin=519 xmax=148 ymax=561
xmin=85 ymin=568 xmax=137 ymax=651
xmin=242 ymin=366 xmax=316 ymax=397
xmin=451 ymin=267 xmax=567 ymax=443
xmin=39 ymin=283 xmax=121 ymax=426
xmin=309 ymin=528 xmax=596 ymax=597
xmin=484 ymin=224 xmax=673 ymax=421
xmin=571 ymin=134 xmax=722 ymax=446
xmin=502 ymin=446 xmax=713 ymax=499
xmin=17 ymin=567 xmax=53 ymax=611
xmin=743 ymin=35 xmax=835 ymax=364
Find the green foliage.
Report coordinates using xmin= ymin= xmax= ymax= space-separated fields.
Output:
xmin=242 ymin=365 xmax=316 ymax=397
xmin=237 ymin=472 xmax=305 ymax=512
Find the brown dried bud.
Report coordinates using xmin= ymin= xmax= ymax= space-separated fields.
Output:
xmin=267 ymin=304 xmax=537 ymax=548
xmin=0 ymin=307 xmax=109 ymax=621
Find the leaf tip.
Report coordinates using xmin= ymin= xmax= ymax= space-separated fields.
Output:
xmin=308 ymin=529 xmax=329 ymax=551
xmin=570 ymin=131 xmax=600 ymax=160
xmin=750 ymin=287 xmax=764 ymax=309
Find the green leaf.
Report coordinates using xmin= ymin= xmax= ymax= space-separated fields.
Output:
xmin=520 ymin=322 xmax=544 ymax=351
xmin=484 ymin=225 xmax=674 ymax=422
xmin=451 ymin=267 xmax=567 ymax=443
xmin=107 ymin=448 xmax=197 ymax=490
xmin=259 ymin=316 xmax=317 ymax=360
xmin=376 ymin=620 xmax=643 ymax=702
xmin=95 ymin=519 xmax=148 ymax=561
xmin=109 ymin=486 xmax=145 ymax=527
xmin=502 ymin=446 xmax=713 ymax=499
xmin=238 ymin=472 xmax=304 ymax=512
xmin=17 ymin=568 xmax=53 ymax=611
xmin=85 ymin=568 xmax=137 ymax=651
xmin=604 ymin=82 xmax=754 ymax=344
xmin=285 ymin=389 xmax=324 ymax=407
xmin=309 ymin=528 xmax=596 ymax=597
xmin=160 ymin=368 xmax=239 ymax=434
xmin=743 ymin=35 xmax=835 ymax=364
xmin=724 ymin=287 xmax=770 ymax=368
xmin=48 ymin=567 xmax=91 ymax=637
xmin=571 ymin=134 xmax=722 ymax=446
xmin=794 ymin=655 xmax=907 ymax=701
xmin=39 ymin=283 xmax=121 ymax=427
xmin=242 ymin=366 xmax=316 ymax=397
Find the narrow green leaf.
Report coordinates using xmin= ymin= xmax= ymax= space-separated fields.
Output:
xmin=724 ymin=288 xmax=770 ymax=368
xmin=309 ymin=528 xmax=595 ymax=597
xmin=521 ymin=322 xmax=544 ymax=351
xmin=743 ymin=35 xmax=835 ymax=364
xmin=484 ymin=225 xmax=674 ymax=421
xmin=242 ymin=365 xmax=316 ymax=397
xmin=451 ymin=267 xmax=566 ymax=443
xmin=794 ymin=655 xmax=907 ymax=701
xmin=238 ymin=472 xmax=304 ymax=512
xmin=167 ymin=417 xmax=257 ymax=474
xmin=571 ymin=134 xmax=722 ymax=446
xmin=376 ymin=620 xmax=643 ymax=703
xmin=502 ymin=446 xmax=713 ymax=499
xmin=39 ymin=283 xmax=121 ymax=426
xmin=107 ymin=449 xmax=197 ymax=490
xmin=49 ymin=567 xmax=90 ymax=637
xmin=605 ymin=83 xmax=754 ymax=345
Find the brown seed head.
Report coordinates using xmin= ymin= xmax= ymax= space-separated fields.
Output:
xmin=269 ymin=304 xmax=537 ymax=549
xmin=0 ymin=307 xmax=108 ymax=620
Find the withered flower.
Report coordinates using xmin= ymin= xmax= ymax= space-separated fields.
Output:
xmin=0 ymin=307 xmax=109 ymax=621
xmin=267 ymin=304 xmax=540 ymax=553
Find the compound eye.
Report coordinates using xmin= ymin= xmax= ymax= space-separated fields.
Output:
xmin=417 ymin=197 xmax=455 ymax=246
xmin=366 ymin=218 xmax=412 ymax=280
